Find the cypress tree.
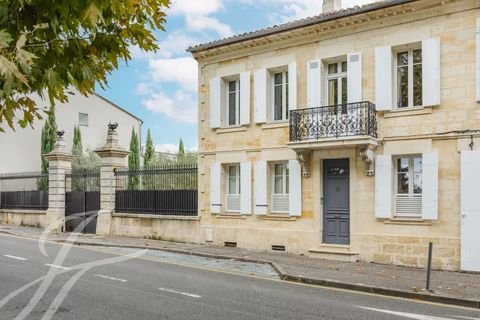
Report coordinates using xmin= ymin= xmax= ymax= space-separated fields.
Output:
xmin=72 ymin=126 xmax=83 ymax=157
xmin=128 ymin=128 xmax=140 ymax=189
xmin=39 ymin=107 xmax=57 ymax=189
xmin=144 ymin=129 xmax=155 ymax=168
xmin=178 ymin=138 xmax=185 ymax=160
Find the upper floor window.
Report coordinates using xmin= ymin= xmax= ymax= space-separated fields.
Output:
xmin=272 ymin=71 xmax=289 ymax=121
xmin=395 ymin=48 xmax=422 ymax=108
xmin=227 ymin=79 xmax=240 ymax=126
xmin=79 ymin=113 xmax=88 ymax=126
xmin=326 ymin=61 xmax=348 ymax=106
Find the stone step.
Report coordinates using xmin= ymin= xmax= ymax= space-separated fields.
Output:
xmin=308 ymin=245 xmax=359 ymax=262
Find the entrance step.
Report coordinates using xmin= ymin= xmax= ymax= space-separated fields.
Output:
xmin=308 ymin=245 xmax=359 ymax=262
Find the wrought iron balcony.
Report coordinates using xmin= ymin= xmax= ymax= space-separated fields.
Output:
xmin=289 ymin=101 xmax=377 ymax=142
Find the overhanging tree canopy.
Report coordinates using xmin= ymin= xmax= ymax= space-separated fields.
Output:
xmin=0 ymin=0 xmax=169 ymax=132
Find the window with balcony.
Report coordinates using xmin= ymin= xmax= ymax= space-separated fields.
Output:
xmin=395 ymin=48 xmax=422 ymax=109
xmin=326 ymin=61 xmax=348 ymax=108
xmin=226 ymin=164 xmax=241 ymax=212
xmin=394 ymin=155 xmax=423 ymax=217
xmin=271 ymin=162 xmax=289 ymax=213
xmin=272 ymin=71 xmax=289 ymax=121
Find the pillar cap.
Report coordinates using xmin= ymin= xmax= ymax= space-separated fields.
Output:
xmin=45 ymin=130 xmax=74 ymax=162
xmin=95 ymin=123 xmax=129 ymax=159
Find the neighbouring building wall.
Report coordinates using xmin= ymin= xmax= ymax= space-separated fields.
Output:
xmin=0 ymin=91 xmax=142 ymax=173
xmin=194 ymin=0 xmax=479 ymax=270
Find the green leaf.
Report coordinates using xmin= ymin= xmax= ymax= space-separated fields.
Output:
xmin=0 ymin=29 xmax=12 ymax=49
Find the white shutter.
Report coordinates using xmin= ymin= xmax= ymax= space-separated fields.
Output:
xmin=254 ymin=161 xmax=268 ymax=215
xmin=422 ymin=37 xmax=441 ymax=107
xmin=240 ymin=71 xmax=251 ymax=125
xmin=240 ymin=162 xmax=252 ymax=214
xmin=289 ymin=160 xmax=302 ymax=216
xmin=210 ymin=77 xmax=222 ymax=128
xmin=476 ymin=18 xmax=480 ymax=101
xmin=254 ymin=69 xmax=268 ymax=123
xmin=422 ymin=152 xmax=438 ymax=220
xmin=288 ymin=62 xmax=297 ymax=110
xmin=375 ymin=155 xmax=392 ymax=218
xmin=347 ymin=52 xmax=362 ymax=103
xmin=307 ymin=60 xmax=322 ymax=108
xmin=375 ymin=46 xmax=393 ymax=111
xmin=210 ymin=163 xmax=222 ymax=214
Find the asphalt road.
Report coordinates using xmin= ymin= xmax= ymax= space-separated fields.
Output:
xmin=0 ymin=234 xmax=479 ymax=320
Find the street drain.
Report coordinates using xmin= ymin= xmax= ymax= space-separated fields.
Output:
xmin=224 ymin=242 xmax=237 ymax=248
xmin=271 ymin=245 xmax=286 ymax=251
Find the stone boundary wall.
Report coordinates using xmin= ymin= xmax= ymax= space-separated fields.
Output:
xmin=0 ymin=209 xmax=46 ymax=228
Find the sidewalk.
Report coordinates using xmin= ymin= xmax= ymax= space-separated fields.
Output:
xmin=1 ymin=224 xmax=479 ymax=308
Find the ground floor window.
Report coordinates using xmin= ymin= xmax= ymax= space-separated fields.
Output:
xmin=271 ymin=162 xmax=289 ymax=213
xmin=225 ymin=164 xmax=241 ymax=212
xmin=394 ymin=155 xmax=422 ymax=217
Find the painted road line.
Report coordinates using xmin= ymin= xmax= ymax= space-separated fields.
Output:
xmin=158 ymin=287 xmax=201 ymax=299
xmin=94 ymin=274 xmax=128 ymax=283
xmin=3 ymin=255 xmax=27 ymax=261
xmin=45 ymin=264 xmax=70 ymax=270
xmin=450 ymin=317 xmax=480 ymax=320
xmin=358 ymin=306 xmax=457 ymax=320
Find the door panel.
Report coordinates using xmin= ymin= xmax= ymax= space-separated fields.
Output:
xmin=323 ymin=159 xmax=350 ymax=244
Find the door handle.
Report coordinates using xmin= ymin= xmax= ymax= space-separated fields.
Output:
xmin=335 ymin=214 xmax=341 ymax=218
xmin=461 ymin=213 xmax=467 ymax=218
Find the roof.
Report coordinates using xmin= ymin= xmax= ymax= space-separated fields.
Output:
xmin=93 ymin=93 xmax=143 ymax=124
xmin=187 ymin=0 xmax=418 ymax=54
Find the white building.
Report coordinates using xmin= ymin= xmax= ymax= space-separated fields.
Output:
xmin=0 ymin=90 xmax=142 ymax=173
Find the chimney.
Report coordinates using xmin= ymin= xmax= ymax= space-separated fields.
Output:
xmin=323 ymin=0 xmax=342 ymax=14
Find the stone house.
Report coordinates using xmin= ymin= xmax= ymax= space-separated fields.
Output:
xmin=188 ymin=0 xmax=480 ymax=271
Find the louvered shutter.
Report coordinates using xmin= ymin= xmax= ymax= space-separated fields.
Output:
xmin=240 ymin=71 xmax=251 ymax=125
xmin=240 ymin=162 xmax=252 ymax=214
xmin=422 ymin=37 xmax=441 ymax=107
xmin=210 ymin=163 xmax=222 ymax=214
xmin=375 ymin=47 xmax=393 ymax=111
xmin=375 ymin=155 xmax=392 ymax=218
xmin=307 ymin=60 xmax=322 ymax=108
xmin=254 ymin=69 xmax=268 ymax=123
xmin=347 ymin=52 xmax=362 ymax=103
xmin=254 ymin=161 xmax=268 ymax=215
xmin=289 ymin=160 xmax=302 ymax=216
xmin=288 ymin=62 xmax=297 ymax=110
xmin=422 ymin=152 xmax=438 ymax=220
xmin=210 ymin=77 xmax=222 ymax=128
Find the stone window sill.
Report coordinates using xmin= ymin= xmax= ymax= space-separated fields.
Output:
xmin=216 ymin=213 xmax=247 ymax=219
xmin=261 ymin=121 xmax=289 ymax=130
xmin=260 ymin=214 xmax=297 ymax=221
xmin=216 ymin=126 xmax=247 ymax=134
xmin=383 ymin=218 xmax=433 ymax=226
xmin=383 ymin=106 xmax=432 ymax=118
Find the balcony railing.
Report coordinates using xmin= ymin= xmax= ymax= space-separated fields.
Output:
xmin=289 ymin=101 xmax=377 ymax=142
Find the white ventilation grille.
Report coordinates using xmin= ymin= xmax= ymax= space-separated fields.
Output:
xmin=226 ymin=194 xmax=241 ymax=212
xmin=395 ymin=194 xmax=422 ymax=217
xmin=272 ymin=194 xmax=289 ymax=213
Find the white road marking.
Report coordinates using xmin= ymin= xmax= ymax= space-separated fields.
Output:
xmin=3 ymin=254 xmax=27 ymax=261
xmin=358 ymin=306 xmax=456 ymax=320
xmin=45 ymin=264 xmax=70 ymax=270
xmin=94 ymin=274 xmax=127 ymax=283
xmin=158 ymin=287 xmax=201 ymax=299
xmin=450 ymin=317 xmax=480 ymax=320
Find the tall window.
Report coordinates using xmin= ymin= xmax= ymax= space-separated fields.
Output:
xmin=395 ymin=156 xmax=423 ymax=217
xmin=273 ymin=71 xmax=289 ymax=121
xmin=226 ymin=164 xmax=241 ymax=212
xmin=79 ymin=113 xmax=89 ymax=126
xmin=271 ymin=162 xmax=289 ymax=213
xmin=227 ymin=80 xmax=240 ymax=126
xmin=395 ymin=48 xmax=422 ymax=108
xmin=326 ymin=61 xmax=348 ymax=107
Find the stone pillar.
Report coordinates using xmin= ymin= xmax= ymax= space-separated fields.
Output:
xmin=45 ymin=131 xmax=73 ymax=233
xmin=94 ymin=123 xmax=129 ymax=236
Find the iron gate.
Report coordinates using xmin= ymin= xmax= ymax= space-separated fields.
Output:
xmin=65 ymin=168 xmax=100 ymax=233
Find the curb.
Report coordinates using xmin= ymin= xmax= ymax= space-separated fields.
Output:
xmin=2 ymin=231 xmax=479 ymax=309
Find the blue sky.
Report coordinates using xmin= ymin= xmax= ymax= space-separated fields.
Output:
xmin=98 ymin=0 xmax=374 ymax=153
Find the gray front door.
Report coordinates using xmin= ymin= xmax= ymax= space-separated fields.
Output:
xmin=323 ymin=159 xmax=350 ymax=244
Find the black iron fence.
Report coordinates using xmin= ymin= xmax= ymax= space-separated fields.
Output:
xmin=0 ymin=172 xmax=49 ymax=210
xmin=114 ymin=164 xmax=198 ymax=216
xmin=289 ymin=101 xmax=378 ymax=142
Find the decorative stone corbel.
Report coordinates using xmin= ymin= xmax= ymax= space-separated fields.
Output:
xmin=296 ymin=150 xmax=312 ymax=178
xmin=360 ymin=147 xmax=375 ymax=176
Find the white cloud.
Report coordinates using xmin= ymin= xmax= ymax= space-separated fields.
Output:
xmin=169 ymin=0 xmax=224 ymax=16
xmin=155 ymin=143 xmax=179 ymax=153
xmin=135 ymin=83 xmax=151 ymax=96
xmin=142 ymin=90 xmax=197 ymax=124
xmin=148 ymin=57 xmax=198 ymax=92
xmin=185 ymin=15 xmax=233 ymax=38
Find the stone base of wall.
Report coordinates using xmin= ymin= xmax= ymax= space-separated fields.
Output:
xmin=0 ymin=209 xmax=46 ymax=228
xmin=353 ymin=234 xmax=460 ymax=271
xmin=110 ymin=213 xmax=202 ymax=244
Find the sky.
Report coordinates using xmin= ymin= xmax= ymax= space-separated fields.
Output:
xmin=98 ymin=0 xmax=376 ymax=153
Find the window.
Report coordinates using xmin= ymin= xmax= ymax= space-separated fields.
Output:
xmin=272 ymin=71 xmax=289 ymax=121
xmin=226 ymin=79 xmax=240 ymax=126
xmin=395 ymin=48 xmax=422 ymax=108
xmin=326 ymin=61 xmax=348 ymax=114
xmin=79 ymin=113 xmax=89 ymax=126
xmin=271 ymin=162 xmax=289 ymax=213
xmin=394 ymin=155 xmax=423 ymax=217
xmin=225 ymin=164 xmax=241 ymax=212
